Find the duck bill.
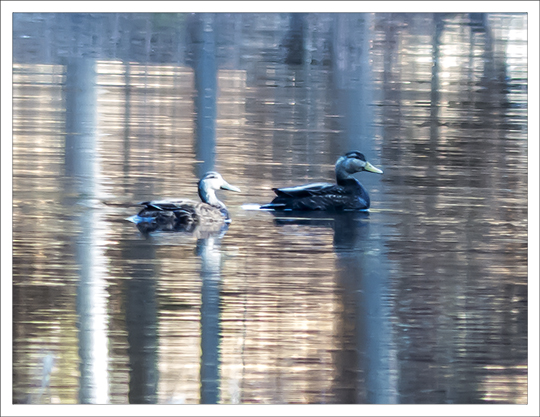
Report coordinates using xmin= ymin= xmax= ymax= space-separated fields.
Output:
xmin=221 ymin=182 xmax=241 ymax=192
xmin=364 ymin=161 xmax=383 ymax=174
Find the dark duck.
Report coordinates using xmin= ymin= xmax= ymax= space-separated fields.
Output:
xmin=129 ymin=171 xmax=241 ymax=233
xmin=261 ymin=151 xmax=383 ymax=211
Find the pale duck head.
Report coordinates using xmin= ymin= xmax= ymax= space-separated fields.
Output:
xmin=198 ymin=171 xmax=241 ymax=209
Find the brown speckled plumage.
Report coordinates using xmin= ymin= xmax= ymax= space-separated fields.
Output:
xmin=129 ymin=172 xmax=240 ymax=233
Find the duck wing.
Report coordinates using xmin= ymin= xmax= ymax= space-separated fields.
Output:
xmin=136 ymin=199 xmax=196 ymax=218
xmin=139 ymin=199 xmax=196 ymax=211
xmin=272 ymin=182 xmax=343 ymax=198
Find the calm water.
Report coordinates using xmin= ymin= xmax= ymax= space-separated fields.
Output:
xmin=11 ymin=13 xmax=528 ymax=405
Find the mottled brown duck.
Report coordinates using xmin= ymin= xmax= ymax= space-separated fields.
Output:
xmin=129 ymin=171 xmax=240 ymax=233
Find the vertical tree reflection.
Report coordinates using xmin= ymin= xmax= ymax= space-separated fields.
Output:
xmin=197 ymin=231 xmax=227 ymax=404
xmin=188 ymin=13 xmax=223 ymax=403
xmin=333 ymin=214 xmax=398 ymax=404
xmin=188 ymin=13 xmax=218 ymax=178
xmin=124 ymin=241 xmax=159 ymax=404
xmin=64 ymin=56 xmax=111 ymax=404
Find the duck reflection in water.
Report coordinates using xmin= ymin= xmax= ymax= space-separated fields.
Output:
xmin=269 ymin=210 xmax=371 ymax=249
xmin=268 ymin=209 xmax=396 ymax=403
xmin=127 ymin=171 xmax=240 ymax=237
xmin=261 ymin=151 xmax=383 ymax=212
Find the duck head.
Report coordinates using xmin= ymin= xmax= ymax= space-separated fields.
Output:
xmin=335 ymin=151 xmax=383 ymax=182
xmin=198 ymin=171 xmax=241 ymax=207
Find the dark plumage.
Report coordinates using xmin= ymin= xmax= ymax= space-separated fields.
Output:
xmin=261 ymin=151 xmax=383 ymax=211
xmin=128 ymin=171 xmax=240 ymax=233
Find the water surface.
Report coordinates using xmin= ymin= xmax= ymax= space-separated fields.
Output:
xmin=12 ymin=13 xmax=528 ymax=405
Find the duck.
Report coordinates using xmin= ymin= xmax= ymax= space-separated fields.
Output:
xmin=128 ymin=171 xmax=241 ymax=233
xmin=260 ymin=151 xmax=383 ymax=211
